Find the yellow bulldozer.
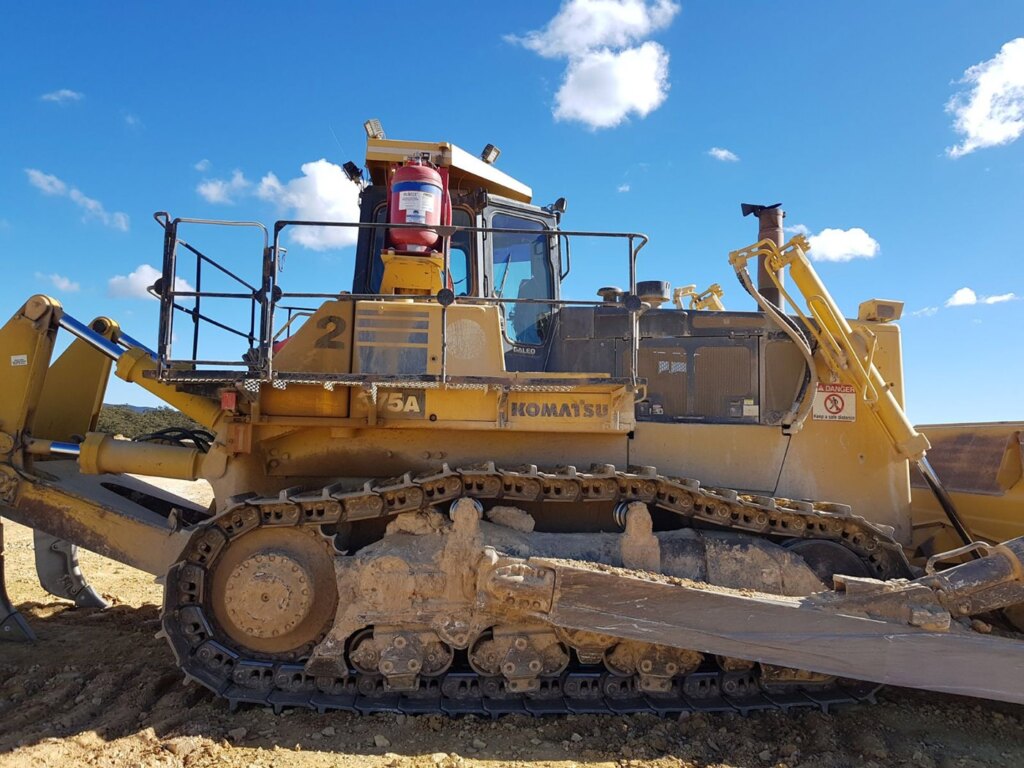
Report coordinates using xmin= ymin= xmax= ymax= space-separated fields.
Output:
xmin=1 ymin=124 xmax=1022 ymax=716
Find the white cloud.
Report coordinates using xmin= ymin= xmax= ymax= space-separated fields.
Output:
xmin=108 ymin=264 xmax=193 ymax=300
xmin=194 ymin=159 xmax=211 ymax=172
xmin=25 ymin=169 xmax=67 ymax=195
xmin=983 ymin=292 xmax=1018 ymax=304
xmin=945 ymin=287 xmax=1019 ymax=307
xmin=124 ymin=113 xmax=141 ymax=128
xmin=806 ymin=227 xmax=879 ymax=263
xmin=785 ymin=223 xmax=811 ymax=236
xmin=946 ymin=287 xmax=976 ymax=306
xmin=40 ymin=89 xmax=84 ymax=104
xmin=192 ymin=159 xmax=360 ymax=250
xmin=707 ymin=147 xmax=739 ymax=162
xmin=509 ymin=1 xmax=677 ymax=130
xmin=197 ymin=170 xmax=252 ymax=204
xmin=617 ymin=183 xmax=631 ymax=192
xmin=910 ymin=307 xmax=939 ymax=318
xmin=946 ymin=38 xmax=1024 ymax=158
xmin=257 ymin=159 xmax=361 ymax=251
xmin=35 ymin=272 xmax=80 ymax=293
xmin=554 ymin=42 xmax=670 ymax=129
xmin=25 ymin=169 xmax=129 ymax=231
xmin=508 ymin=0 xmax=678 ymax=58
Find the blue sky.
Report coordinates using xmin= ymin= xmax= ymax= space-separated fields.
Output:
xmin=1 ymin=2 xmax=1022 ymax=422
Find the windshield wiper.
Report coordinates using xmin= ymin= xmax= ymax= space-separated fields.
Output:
xmin=495 ymin=252 xmax=513 ymax=298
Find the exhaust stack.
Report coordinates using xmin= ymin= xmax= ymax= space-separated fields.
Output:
xmin=741 ymin=203 xmax=785 ymax=310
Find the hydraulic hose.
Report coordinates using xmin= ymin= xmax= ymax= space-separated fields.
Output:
xmin=732 ymin=265 xmax=817 ymax=435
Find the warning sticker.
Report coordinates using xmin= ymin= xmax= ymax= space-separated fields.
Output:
xmin=812 ymin=383 xmax=856 ymax=422
xmin=398 ymin=190 xmax=435 ymax=213
xmin=10 ymin=354 xmax=27 ymax=367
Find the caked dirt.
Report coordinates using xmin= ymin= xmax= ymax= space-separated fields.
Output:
xmin=2 ymin=479 xmax=1023 ymax=768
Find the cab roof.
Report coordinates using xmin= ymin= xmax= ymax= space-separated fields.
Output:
xmin=365 ymin=138 xmax=532 ymax=204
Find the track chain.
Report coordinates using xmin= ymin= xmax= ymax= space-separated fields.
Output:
xmin=162 ymin=463 xmax=903 ymax=715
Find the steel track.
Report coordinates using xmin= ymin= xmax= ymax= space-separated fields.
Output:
xmin=161 ymin=463 xmax=901 ymax=716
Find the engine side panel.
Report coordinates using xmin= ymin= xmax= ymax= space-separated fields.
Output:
xmin=543 ymin=305 xmax=912 ymax=540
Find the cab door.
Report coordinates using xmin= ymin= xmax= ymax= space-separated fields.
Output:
xmin=482 ymin=202 xmax=560 ymax=371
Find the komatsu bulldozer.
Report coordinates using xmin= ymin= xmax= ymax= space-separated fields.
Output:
xmin=2 ymin=125 xmax=1023 ymax=716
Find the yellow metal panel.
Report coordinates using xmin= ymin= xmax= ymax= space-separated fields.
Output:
xmin=630 ymin=422 xmax=789 ymax=494
xmin=911 ymin=423 xmax=1024 ymax=554
xmin=352 ymin=301 xmax=505 ymax=378
xmin=444 ymin=305 xmax=505 ymax=376
xmin=0 ymin=295 xmax=60 ymax=441
xmin=776 ymin=320 xmax=912 ymax=542
xmin=273 ymin=300 xmax=353 ymax=376
xmin=425 ymin=388 xmax=494 ymax=421
xmin=257 ymin=426 xmax=628 ymax=479
xmin=379 ymin=252 xmax=445 ymax=295
xmin=266 ymin=300 xmax=353 ymax=418
xmin=261 ymin=385 xmax=352 ymax=419
xmin=32 ymin=318 xmax=116 ymax=442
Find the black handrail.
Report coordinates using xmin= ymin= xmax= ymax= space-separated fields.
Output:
xmin=153 ymin=215 xmax=649 ymax=387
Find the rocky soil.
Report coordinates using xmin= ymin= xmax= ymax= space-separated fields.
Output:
xmin=1 ymin=478 xmax=1022 ymax=767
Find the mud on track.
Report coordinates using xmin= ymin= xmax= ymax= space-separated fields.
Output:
xmin=2 ymin=479 xmax=1023 ymax=768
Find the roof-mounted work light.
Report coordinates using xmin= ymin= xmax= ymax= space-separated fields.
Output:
xmin=363 ymin=118 xmax=386 ymax=140
xmin=480 ymin=144 xmax=501 ymax=164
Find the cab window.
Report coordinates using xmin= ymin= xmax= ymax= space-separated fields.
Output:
xmin=491 ymin=213 xmax=554 ymax=345
xmin=449 ymin=209 xmax=473 ymax=295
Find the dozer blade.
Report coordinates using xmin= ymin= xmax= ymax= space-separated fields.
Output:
xmin=33 ymin=530 xmax=108 ymax=609
xmin=519 ymin=556 xmax=1024 ymax=704
xmin=0 ymin=518 xmax=36 ymax=642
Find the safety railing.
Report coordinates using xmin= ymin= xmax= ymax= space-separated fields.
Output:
xmin=153 ymin=212 xmax=269 ymax=374
xmin=151 ymin=214 xmax=649 ymax=388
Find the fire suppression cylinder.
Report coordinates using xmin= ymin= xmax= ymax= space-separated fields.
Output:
xmin=390 ymin=159 xmax=442 ymax=250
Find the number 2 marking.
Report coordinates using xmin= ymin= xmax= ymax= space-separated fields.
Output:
xmin=314 ymin=315 xmax=347 ymax=349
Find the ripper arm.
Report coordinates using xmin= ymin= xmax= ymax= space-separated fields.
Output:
xmin=730 ymin=237 xmax=974 ymax=547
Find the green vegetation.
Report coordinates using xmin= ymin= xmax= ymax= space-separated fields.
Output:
xmin=96 ymin=404 xmax=202 ymax=439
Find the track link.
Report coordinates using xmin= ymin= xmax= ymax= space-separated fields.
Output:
xmin=161 ymin=463 xmax=904 ymax=715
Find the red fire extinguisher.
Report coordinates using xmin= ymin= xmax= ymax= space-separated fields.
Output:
xmin=389 ymin=159 xmax=443 ymax=251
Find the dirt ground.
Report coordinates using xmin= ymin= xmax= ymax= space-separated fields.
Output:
xmin=2 ymin=479 xmax=1023 ymax=768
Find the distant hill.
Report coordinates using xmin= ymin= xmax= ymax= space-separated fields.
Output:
xmin=108 ymin=403 xmax=152 ymax=414
xmin=97 ymin=404 xmax=202 ymax=438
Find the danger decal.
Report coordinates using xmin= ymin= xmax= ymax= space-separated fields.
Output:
xmin=812 ymin=383 xmax=856 ymax=423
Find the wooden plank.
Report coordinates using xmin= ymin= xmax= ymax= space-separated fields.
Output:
xmin=534 ymin=560 xmax=1024 ymax=705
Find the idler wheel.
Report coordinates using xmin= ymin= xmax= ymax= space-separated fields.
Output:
xmin=783 ymin=538 xmax=872 ymax=584
xmin=209 ymin=527 xmax=337 ymax=656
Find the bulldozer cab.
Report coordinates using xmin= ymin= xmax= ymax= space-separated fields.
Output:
xmin=355 ymin=133 xmax=566 ymax=370
xmin=350 ymin=186 xmax=564 ymax=356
